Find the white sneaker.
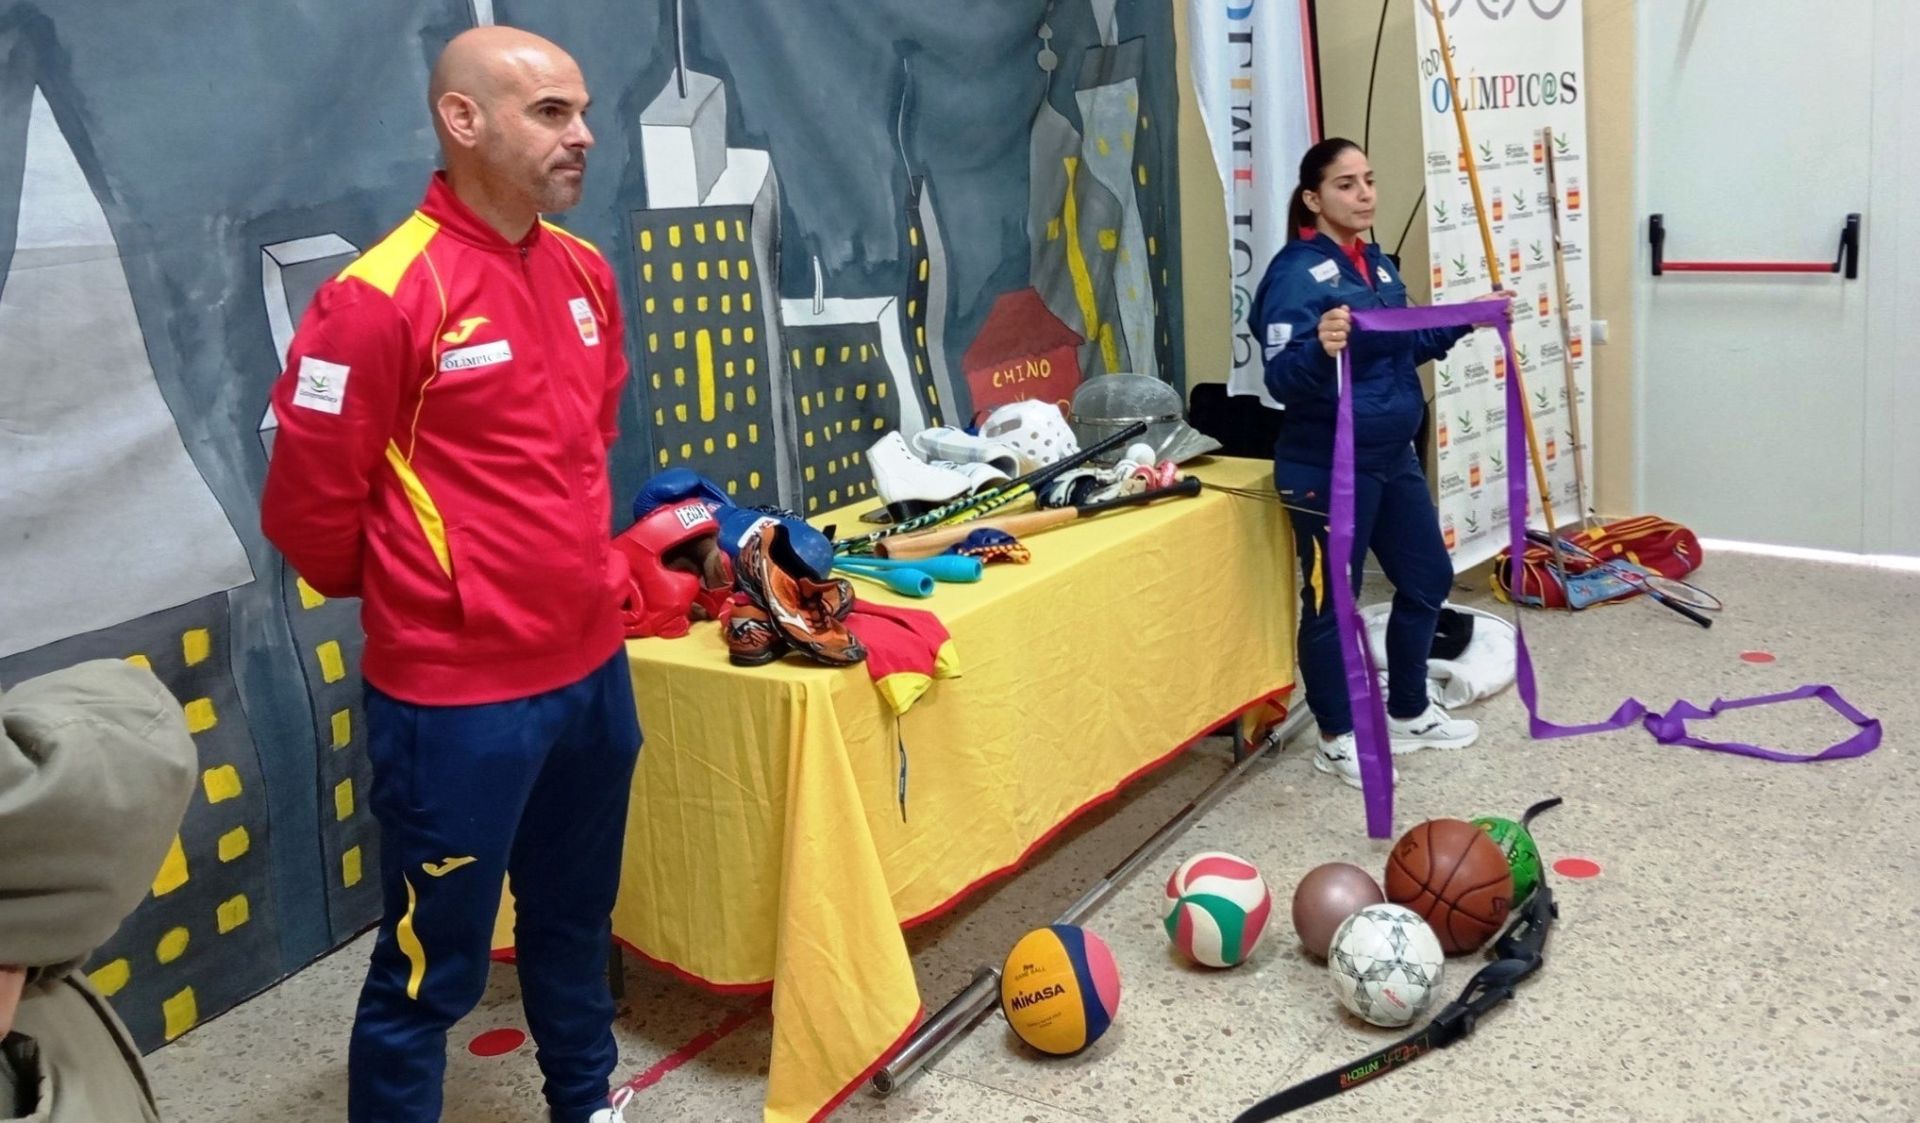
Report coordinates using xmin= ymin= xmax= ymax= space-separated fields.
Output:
xmin=589 ymin=1089 xmax=633 ymax=1123
xmin=1386 ymin=703 xmax=1479 ymax=755
xmin=1311 ymin=731 xmax=1399 ymax=790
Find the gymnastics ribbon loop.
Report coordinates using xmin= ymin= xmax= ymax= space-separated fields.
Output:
xmin=1640 ymin=687 xmax=1881 ymax=761
xmin=1329 ymin=300 xmax=1878 ymax=836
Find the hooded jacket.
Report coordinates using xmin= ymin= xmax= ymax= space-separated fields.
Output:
xmin=1 ymin=659 xmax=197 ymax=1122
xmin=1249 ymin=233 xmax=1470 ymax=468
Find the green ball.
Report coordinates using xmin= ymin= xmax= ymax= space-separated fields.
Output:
xmin=1472 ymin=816 xmax=1541 ymax=903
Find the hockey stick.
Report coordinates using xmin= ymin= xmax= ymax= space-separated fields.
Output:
xmin=875 ymin=476 xmax=1202 ymax=560
xmin=833 ymin=420 xmax=1148 ymax=555
xmin=906 ymin=418 xmax=1151 ymax=530
xmin=1232 ymin=798 xmax=1562 ymax=1122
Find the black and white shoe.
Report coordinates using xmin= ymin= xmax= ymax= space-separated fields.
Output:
xmin=1386 ymin=703 xmax=1479 ymax=755
xmin=1311 ymin=730 xmax=1399 ymax=790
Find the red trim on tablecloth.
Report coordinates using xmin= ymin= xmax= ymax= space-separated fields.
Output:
xmin=499 ymin=685 xmax=1291 ymax=1001
xmin=808 ymin=1006 xmax=928 ymax=1123
xmin=491 ymin=938 xmax=774 ymax=996
xmin=615 ymin=936 xmax=775 ymax=996
xmin=899 ymin=686 xmax=1292 ymax=931
xmin=497 ymin=686 xmax=1287 ymax=1119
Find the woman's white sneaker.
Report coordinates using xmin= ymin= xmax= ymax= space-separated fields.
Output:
xmin=589 ymin=1089 xmax=634 ymax=1123
xmin=1312 ymin=731 xmax=1399 ymax=790
xmin=1386 ymin=703 xmax=1479 ymax=754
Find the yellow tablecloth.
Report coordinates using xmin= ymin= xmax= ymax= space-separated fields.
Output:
xmin=497 ymin=456 xmax=1296 ymax=1121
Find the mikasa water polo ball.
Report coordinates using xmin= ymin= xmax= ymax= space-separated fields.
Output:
xmin=999 ymin=924 xmax=1121 ymax=1055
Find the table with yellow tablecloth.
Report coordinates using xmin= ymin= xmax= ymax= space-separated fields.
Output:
xmin=495 ymin=455 xmax=1296 ymax=1121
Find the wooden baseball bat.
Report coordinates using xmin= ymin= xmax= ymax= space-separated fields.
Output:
xmin=876 ymin=476 xmax=1203 ymax=560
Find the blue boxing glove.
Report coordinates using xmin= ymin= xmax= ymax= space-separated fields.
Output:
xmin=631 ymin=468 xmax=731 ymax=524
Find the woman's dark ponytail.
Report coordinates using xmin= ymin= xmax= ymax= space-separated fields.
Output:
xmin=1288 ymin=137 xmax=1363 ymax=240
xmin=1286 ymin=185 xmax=1315 ymax=240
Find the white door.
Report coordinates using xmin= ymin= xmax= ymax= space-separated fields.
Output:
xmin=1635 ymin=0 xmax=1893 ymax=552
xmin=1875 ymin=1 xmax=1920 ymax=555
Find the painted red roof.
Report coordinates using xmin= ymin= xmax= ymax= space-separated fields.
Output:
xmin=962 ymin=288 xmax=1082 ymax=369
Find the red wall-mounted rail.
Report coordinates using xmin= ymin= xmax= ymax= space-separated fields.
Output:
xmin=1659 ymin=260 xmax=1834 ymax=274
xmin=1650 ymin=213 xmax=1860 ymax=278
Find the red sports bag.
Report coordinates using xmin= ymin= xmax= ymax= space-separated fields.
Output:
xmin=1493 ymin=516 xmax=1704 ymax=608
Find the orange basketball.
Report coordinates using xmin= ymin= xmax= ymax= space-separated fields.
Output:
xmin=1384 ymin=818 xmax=1513 ymax=955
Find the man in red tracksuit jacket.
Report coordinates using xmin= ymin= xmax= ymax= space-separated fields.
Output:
xmin=261 ymin=26 xmax=638 ymax=1123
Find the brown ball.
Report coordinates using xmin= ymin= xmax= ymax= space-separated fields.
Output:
xmin=1384 ymin=818 xmax=1514 ymax=954
xmin=1290 ymin=862 xmax=1387 ymax=959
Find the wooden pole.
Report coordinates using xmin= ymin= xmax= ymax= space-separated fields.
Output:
xmin=1543 ymin=126 xmax=1597 ymax=530
xmin=1427 ymin=0 xmax=1570 ymax=578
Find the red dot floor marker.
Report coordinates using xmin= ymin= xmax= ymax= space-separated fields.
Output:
xmin=468 ymin=1028 xmax=527 ymax=1057
xmin=1740 ymin=651 xmax=1777 ymax=664
xmin=1553 ymin=857 xmax=1602 ymax=879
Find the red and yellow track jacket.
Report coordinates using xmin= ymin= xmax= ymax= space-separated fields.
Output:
xmin=262 ymin=173 xmax=629 ymax=705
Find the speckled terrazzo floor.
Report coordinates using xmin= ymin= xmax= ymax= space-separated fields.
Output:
xmin=146 ymin=552 xmax=1919 ymax=1121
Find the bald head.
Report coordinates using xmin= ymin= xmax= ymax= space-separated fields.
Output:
xmin=429 ymin=26 xmax=595 ymax=233
xmin=430 ymin=25 xmax=583 ymax=142
xmin=429 ymin=27 xmax=579 ymax=124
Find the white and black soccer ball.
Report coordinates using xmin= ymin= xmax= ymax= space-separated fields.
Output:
xmin=1326 ymin=903 xmax=1446 ymax=1028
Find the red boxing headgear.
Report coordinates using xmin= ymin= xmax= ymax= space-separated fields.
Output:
xmin=611 ymin=498 xmax=733 ymax=638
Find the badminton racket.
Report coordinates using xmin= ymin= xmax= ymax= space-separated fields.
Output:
xmin=1525 ymin=529 xmax=1720 ymax=628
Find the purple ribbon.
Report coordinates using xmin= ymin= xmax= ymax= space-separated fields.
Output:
xmin=1330 ymin=339 xmax=1398 ymax=834
xmin=1333 ymin=301 xmax=1881 ymax=839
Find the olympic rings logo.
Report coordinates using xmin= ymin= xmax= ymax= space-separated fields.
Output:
xmin=1419 ymin=0 xmax=1571 ymax=19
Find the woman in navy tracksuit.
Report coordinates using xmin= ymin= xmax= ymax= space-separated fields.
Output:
xmin=1251 ymin=138 xmax=1496 ymax=788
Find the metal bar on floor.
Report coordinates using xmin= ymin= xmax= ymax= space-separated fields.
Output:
xmin=870 ymin=703 xmax=1311 ymax=1096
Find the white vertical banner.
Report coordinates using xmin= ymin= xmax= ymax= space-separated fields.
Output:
xmin=1188 ymin=0 xmax=1317 ymax=407
xmin=1414 ymin=0 xmax=1592 ymax=570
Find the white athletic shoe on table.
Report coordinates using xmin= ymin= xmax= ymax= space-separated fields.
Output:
xmin=1311 ymin=730 xmax=1398 ymax=790
xmin=1386 ymin=702 xmax=1480 ymax=755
